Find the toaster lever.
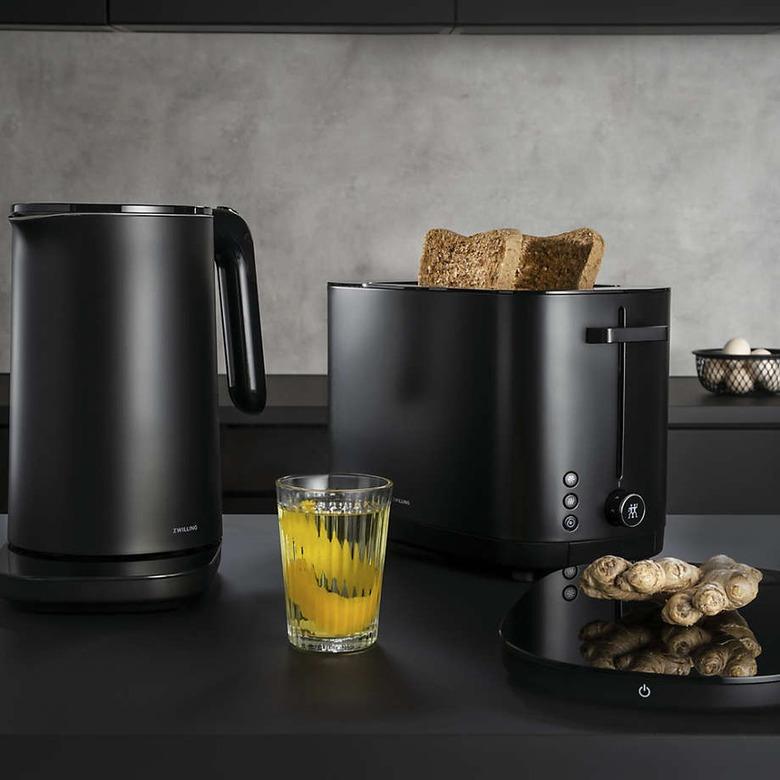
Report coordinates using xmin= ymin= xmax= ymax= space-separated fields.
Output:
xmin=586 ymin=325 xmax=668 ymax=344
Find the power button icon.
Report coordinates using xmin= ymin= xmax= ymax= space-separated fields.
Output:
xmin=638 ymin=684 xmax=651 ymax=699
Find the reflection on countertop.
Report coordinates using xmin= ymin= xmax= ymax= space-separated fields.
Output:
xmin=579 ymin=605 xmax=760 ymax=678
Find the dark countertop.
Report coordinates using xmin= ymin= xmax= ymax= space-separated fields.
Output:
xmin=0 ymin=375 xmax=779 ymax=428
xmin=3 ymin=513 xmax=780 ymax=776
xmin=2 ymin=513 xmax=780 ymax=742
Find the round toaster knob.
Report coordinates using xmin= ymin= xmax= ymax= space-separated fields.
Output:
xmin=605 ymin=490 xmax=646 ymax=528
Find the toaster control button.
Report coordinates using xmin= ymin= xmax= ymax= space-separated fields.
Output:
xmin=563 ymin=493 xmax=579 ymax=510
xmin=563 ymin=566 xmax=578 ymax=579
xmin=562 ymin=515 xmax=579 ymax=532
xmin=563 ymin=471 xmax=579 ymax=488
xmin=606 ymin=491 xmax=646 ymax=528
xmin=562 ymin=585 xmax=578 ymax=601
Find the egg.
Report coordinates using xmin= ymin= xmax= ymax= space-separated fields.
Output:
xmin=705 ymin=358 xmax=727 ymax=384
xmin=748 ymin=348 xmax=771 ymax=382
xmin=749 ymin=349 xmax=780 ymax=392
xmin=722 ymin=337 xmax=751 ymax=355
xmin=725 ymin=364 xmax=755 ymax=395
xmin=762 ymin=373 xmax=780 ymax=393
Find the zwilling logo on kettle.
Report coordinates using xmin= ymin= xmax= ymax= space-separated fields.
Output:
xmin=173 ymin=525 xmax=198 ymax=534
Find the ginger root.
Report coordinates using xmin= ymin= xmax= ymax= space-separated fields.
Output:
xmin=580 ymin=555 xmax=700 ymax=602
xmin=661 ymin=556 xmax=762 ymax=626
xmin=581 ymin=554 xmax=762 ymax=626
xmin=579 ymin=555 xmax=635 ymax=599
xmin=621 ymin=558 xmax=701 ymax=595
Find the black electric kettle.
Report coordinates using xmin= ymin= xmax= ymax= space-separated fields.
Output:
xmin=0 ymin=203 xmax=266 ymax=607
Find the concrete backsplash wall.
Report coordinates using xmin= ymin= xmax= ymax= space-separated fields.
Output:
xmin=1 ymin=31 xmax=779 ymax=375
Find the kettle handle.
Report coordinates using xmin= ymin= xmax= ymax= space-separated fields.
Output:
xmin=213 ymin=207 xmax=267 ymax=414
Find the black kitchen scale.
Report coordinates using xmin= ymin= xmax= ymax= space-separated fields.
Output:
xmin=501 ymin=567 xmax=780 ymax=710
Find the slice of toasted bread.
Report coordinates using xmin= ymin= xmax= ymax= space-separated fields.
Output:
xmin=418 ymin=228 xmax=523 ymax=290
xmin=418 ymin=227 xmax=604 ymax=291
xmin=500 ymin=228 xmax=605 ymax=291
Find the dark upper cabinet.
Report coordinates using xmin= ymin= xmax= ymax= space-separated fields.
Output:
xmin=109 ymin=1 xmax=455 ymax=32
xmin=456 ymin=1 xmax=780 ymax=32
xmin=2 ymin=0 xmax=778 ymax=34
xmin=0 ymin=1 xmax=109 ymax=29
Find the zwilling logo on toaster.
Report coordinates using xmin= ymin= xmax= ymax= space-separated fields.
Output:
xmin=173 ymin=525 xmax=198 ymax=534
xmin=393 ymin=497 xmax=411 ymax=507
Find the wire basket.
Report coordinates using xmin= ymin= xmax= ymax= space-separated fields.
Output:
xmin=694 ymin=349 xmax=780 ymax=396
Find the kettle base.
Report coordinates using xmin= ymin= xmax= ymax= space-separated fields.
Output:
xmin=0 ymin=543 xmax=220 ymax=610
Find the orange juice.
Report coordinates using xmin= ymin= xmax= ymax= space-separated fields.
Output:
xmin=278 ymin=499 xmax=390 ymax=652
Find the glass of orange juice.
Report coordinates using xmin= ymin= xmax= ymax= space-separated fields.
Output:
xmin=275 ymin=474 xmax=392 ymax=653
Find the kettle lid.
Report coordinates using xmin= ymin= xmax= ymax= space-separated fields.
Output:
xmin=10 ymin=203 xmax=212 ymax=219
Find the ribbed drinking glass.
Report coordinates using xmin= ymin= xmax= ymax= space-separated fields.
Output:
xmin=275 ymin=474 xmax=392 ymax=653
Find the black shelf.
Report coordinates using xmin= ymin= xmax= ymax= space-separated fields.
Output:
xmin=0 ymin=1 xmax=109 ymax=29
xmin=455 ymin=0 xmax=780 ymax=33
xmin=3 ymin=1 xmax=780 ymax=32
xmin=108 ymin=0 xmax=455 ymax=32
xmin=669 ymin=379 xmax=780 ymax=427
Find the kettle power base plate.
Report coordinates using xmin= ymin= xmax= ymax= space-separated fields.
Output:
xmin=0 ymin=543 xmax=220 ymax=610
xmin=501 ymin=568 xmax=780 ymax=711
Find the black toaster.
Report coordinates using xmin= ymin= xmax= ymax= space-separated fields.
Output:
xmin=328 ymin=282 xmax=670 ymax=571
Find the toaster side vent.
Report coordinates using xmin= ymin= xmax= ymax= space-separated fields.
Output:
xmin=616 ymin=306 xmax=627 ymax=484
